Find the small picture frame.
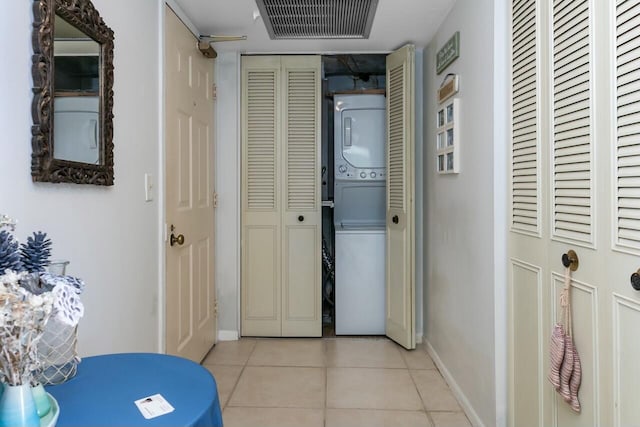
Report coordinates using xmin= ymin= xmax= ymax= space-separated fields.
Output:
xmin=436 ymin=98 xmax=460 ymax=174
xmin=446 ymin=104 xmax=454 ymax=123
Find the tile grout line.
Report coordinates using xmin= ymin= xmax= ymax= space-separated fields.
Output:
xmin=407 ymin=366 xmax=437 ymax=427
xmin=323 ymin=338 xmax=328 ymax=427
xmin=221 ymin=339 xmax=258 ymax=411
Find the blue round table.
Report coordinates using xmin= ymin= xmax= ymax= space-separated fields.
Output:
xmin=46 ymin=353 xmax=223 ymax=427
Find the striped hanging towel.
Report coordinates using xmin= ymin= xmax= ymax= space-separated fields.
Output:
xmin=548 ymin=266 xmax=581 ymax=412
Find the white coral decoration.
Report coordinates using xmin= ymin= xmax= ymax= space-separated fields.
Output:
xmin=0 ymin=271 xmax=54 ymax=385
xmin=0 ymin=214 xmax=16 ymax=232
xmin=52 ymin=283 xmax=84 ymax=326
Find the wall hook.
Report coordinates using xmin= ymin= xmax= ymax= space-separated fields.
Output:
xmin=561 ymin=250 xmax=579 ymax=272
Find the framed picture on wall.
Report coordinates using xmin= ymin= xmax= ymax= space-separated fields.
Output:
xmin=436 ymin=98 xmax=460 ymax=174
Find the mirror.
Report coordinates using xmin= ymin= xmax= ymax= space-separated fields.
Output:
xmin=32 ymin=0 xmax=115 ymax=185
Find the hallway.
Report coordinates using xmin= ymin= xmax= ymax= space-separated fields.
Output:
xmin=202 ymin=337 xmax=471 ymax=427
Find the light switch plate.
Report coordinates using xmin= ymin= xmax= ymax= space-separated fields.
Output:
xmin=145 ymin=173 xmax=153 ymax=202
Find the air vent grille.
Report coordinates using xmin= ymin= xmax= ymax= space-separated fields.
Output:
xmin=255 ymin=0 xmax=379 ymax=39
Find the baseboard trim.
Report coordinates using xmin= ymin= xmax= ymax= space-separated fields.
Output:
xmin=416 ymin=332 xmax=424 ymax=344
xmin=425 ymin=340 xmax=485 ymax=427
xmin=217 ymin=330 xmax=239 ymax=341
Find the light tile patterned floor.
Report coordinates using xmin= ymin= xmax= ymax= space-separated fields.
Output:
xmin=202 ymin=337 xmax=472 ymax=427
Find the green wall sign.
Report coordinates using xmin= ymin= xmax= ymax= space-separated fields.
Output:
xmin=436 ymin=31 xmax=460 ymax=75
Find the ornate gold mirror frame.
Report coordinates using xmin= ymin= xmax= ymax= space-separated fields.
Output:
xmin=32 ymin=0 xmax=115 ymax=185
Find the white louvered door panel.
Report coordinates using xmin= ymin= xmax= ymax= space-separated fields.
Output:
xmin=612 ymin=3 xmax=640 ymax=424
xmin=512 ymin=0 xmax=540 ymax=235
xmin=552 ymin=0 xmax=594 ymax=244
xmin=281 ymin=56 xmax=321 ymax=336
xmin=241 ymin=56 xmax=282 ymax=336
xmin=385 ymin=45 xmax=415 ymax=350
xmin=615 ymin=0 xmax=640 ymax=251
xmin=550 ymin=1 xmax=602 ymax=425
xmin=247 ymin=71 xmax=278 ymax=210
xmin=508 ymin=1 xmax=548 ymax=426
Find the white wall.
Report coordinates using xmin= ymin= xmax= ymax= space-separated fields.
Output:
xmin=423 ymin=0 xmax=505 ymax=425
xmin=0 ymin=0 xmax=162 ymax=355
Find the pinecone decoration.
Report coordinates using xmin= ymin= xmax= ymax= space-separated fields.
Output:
xmin=20 ymin=231 xmax=52 ymax=273
xmin=0 ymin=230 xmax=22 ymax=273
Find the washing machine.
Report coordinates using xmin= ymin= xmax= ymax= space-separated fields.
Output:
xmin=334 ymin=226 xmax=385 ymax=335
xmin=333 ymin=94 xmax=387 ymax=335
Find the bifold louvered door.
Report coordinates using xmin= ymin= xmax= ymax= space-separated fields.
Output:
xmin=509 ymin=1 xmax=640 ymax=426
xmin=385 ymin=45 xmax=416 ymax=350
xmin=509 ymin=0 xmax=546 ymax=424
xmin=610 ymin=2 xmax=640 ymax=425
xmin=241 ymin=55 xmax=321 ymax=337
xmin=281 ymin=57 xmax=322 ymax=336
xmin=241 ymin=56 xmax=282 ymax=336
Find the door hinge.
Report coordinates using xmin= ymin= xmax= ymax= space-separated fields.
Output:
xmin=213 ymin=192 xmax=219 ymax=208
xmin=212 ymin=84 xmax=217 ymax=100
xmin=213 ymin=300 xmax=218 ymax=316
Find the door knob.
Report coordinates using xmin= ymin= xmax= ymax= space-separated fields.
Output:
xmin=298 ymin=215 xmax=305 ymax=222
xmin=392 ymin=215 xmax=399 ymax=224
xmin=170 ymin=233 xmax=185 ymax=246
xmin=631 ymin=270 xmax=640 ymax=291
xmin=561 ymin=250 xmax=579 ymax=271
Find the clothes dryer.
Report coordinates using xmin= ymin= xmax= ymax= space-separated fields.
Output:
xmin=334 ymin=94 xmax=386 ymax=182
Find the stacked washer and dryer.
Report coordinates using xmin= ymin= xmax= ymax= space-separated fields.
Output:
xmin=333 ymin=94 xmax=386 ymax=335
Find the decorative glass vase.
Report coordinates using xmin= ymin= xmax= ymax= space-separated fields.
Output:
xmin=0 ymin=384 xmax=40 ymax=427
xmin=36 ymin=316 xmax=79 ymax=385
xmin=31 ymin=383 xmax=51 ymax=418
xmin=47 ymin=260 xmax=69 ymax=276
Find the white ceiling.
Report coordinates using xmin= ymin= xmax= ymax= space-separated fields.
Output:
xmin=173 ymin=0 xmax=456 ymax=53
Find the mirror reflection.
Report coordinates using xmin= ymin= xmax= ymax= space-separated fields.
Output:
xmin=53 ymin=15 xmax=101 ymax=164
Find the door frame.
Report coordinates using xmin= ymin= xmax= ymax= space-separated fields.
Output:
xmin=234 ymin=50 xmax=424 ymax=342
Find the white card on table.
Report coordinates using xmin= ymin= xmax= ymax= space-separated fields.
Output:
xmin=134 ymin=394 xmax=175 ymax=419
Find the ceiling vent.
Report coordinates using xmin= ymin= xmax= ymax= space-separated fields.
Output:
xmin=255 ymin=0 xmax=379 ymax=40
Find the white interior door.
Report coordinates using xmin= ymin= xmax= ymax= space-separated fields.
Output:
xmin=385 ymin=45 xmax=416 ymax=350
xmin=508 ymin=1 xmax=640 ymax=425
xmin=165 ymin=6 xmax=216 ymax=362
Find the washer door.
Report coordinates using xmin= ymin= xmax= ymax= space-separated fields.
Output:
xmin=333 ymin=181 xmax=385 ymax=228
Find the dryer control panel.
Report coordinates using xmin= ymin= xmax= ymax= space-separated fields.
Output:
xmin=335 ymin=163 xmax=386 ymax=181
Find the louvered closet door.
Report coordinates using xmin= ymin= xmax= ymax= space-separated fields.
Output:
xmin=241 ymin=55 xmax=321 ymax=337
xmin=546 ymin=0 xmax=602 ymax=425
xmin=281 ymin=56 xmax=322 ymax=336
xmin=385 ymin=45 xmax=415 ymax=350
xmin=509 ymin=1 xmax=640 ymax=426
xmin=608 ymin=1 xmax=640 ymax=425
xmin=241 ymin=56 xmax=282 ymax=336
xmin=508 ymin=0 xmax=547 ymax=425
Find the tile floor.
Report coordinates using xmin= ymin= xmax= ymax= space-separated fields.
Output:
xmin=202 ymin=337 xmax=472 ymax=427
